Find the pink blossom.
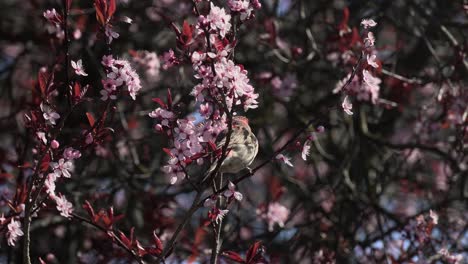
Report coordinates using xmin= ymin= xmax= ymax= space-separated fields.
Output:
xmin=63 ymin=147 xmax=81 ymax=160
xmin=71 ymin=59 xmax=88 ymax=76
xmin=361 ymin=70 xmax=381 ymax=103
xmin=7 ymin=219 xmax=24 ymax=246
xmin=100 ymin=89 xmax=117 ymax=101
xmin=207 ymin=3 xmax=232 ymax=38
xmin=37 ymin=131 xmax=48 ymax=144
xmin=0 ymin=213 xmax=5 ymax=224
xmin=132 ymin=50 xmax=161 ymax=80
xmin=45 ymin=173 xmax=57 ymax=196
xmin=162 ymin=157 xmax=185 ymax=184
xmin=104 ymin=25 xmax=119 ymax=44
xmin=52 ymin=158 xmax=73 ymax=178
xmin=276 ymin=154 xmax=293 ymax=167
xmin=364 ymin=32 xmax=375 ymax=47
xmin=54 ymin=194 xmax=73 ymax=218
xmin=51 ymin=140 xmax=60 ymax=149
xmin=101 ymin=55 xmax=115 ymax=67
xmin=214 ymin=208 xmax=229 ymax=224
xmin=40 ymin=103 xmax=60 ymax=125
xmin=342 ymin=96 xmax=353 ymax=115
xmin=228 ymin=0 xmax=253 ymax=20
xmin=162 ymin=49 xmax=178 ymax=70
xmin=366 ymin=54 xmax=378 ymax=68
xmin=361 ymin=19 xmax=377 ymax=29
xmin=43 ymin=9 xmax=61 ymax=25
xmin=301 ymin=140 xmax=311 ymax=161
xmin=258 ymin=202 xmax=290 ymax=231
xmin=104 ymin=58 xmax=142 ymax=100
xmin=224 ymin=181 xmax=243 ymax=201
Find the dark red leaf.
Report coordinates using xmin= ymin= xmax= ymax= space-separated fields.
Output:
xmin=118 ymin=230 xmax=132 ymax=248
xmin=223 ymin=251 xmax=245 ymax=263
xmin=152 ymin=98 xmax=167 ymax=108
xmin=94 ymin=0 xmax=106 ymax=25
xmin=153 ymin=231 xmax=163 ymax=251
xmin=86 ymin=112 xmax=95 ymax=127
xmin=162 ymin=148 xmax=173 ymax=157
xmin=40 ymin=154 xmax=51 ymax=173
xmin=73 ymin=82 xmax=81 ymax=98
xmin=180 ymin=20 xmax=193 ymax=46
xmin=83 ymin=201 xmax=96 ymax=220
xmin=246 ymin=241 xmax=262 ymax=263
xmin=38 ymin=69 xmax=49 ymax=95
xmin=107 ymin=0 xmax=116 ymax=20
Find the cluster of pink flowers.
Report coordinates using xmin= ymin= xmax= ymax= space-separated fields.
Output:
xmin=205 ymin=3 xmax=232 ymax=38
xmin=7 ymin=219 xmax=24 ymax=246
xmin=150 ymin=2 xmax=260 ymax=184
xmin=227 ymin=0 xmax=261 ymax=21
xmin=132 ymin=50 xmax=161 ymax=81
xmin=153 ymin=114 xmax=227 ymax=184
xmin=191 ymin=53 xmax=259 ymax=111
xmin=257 ymin=202 xmax=290 ymax=231
xmin=100 ymin=55 xmax=142 ymax=100
xmin=334 ymin=18 xmax=380 ymax=115
xmin=46 ymin=147 xmax=81 ymax=218
xmin=43 ymin=9 xmax=64 ymax=39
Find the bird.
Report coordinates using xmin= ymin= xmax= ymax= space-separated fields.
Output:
xmin=202 ymin=116 xmax=258 ymax=182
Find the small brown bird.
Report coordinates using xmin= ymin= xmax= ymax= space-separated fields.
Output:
xmin=203 ymin=116 xmax=258 ymax=181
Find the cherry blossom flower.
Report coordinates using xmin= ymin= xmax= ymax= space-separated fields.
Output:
xmin=214 ymin=209 xmax=229 ymax=224
xmin=7 ymin=219 xmax=24 ymax=246
xmin=276 ymin=154 xmax=293 ymax=167
xmin=162 ymin=157 xmax=185 ymax=184
xmin=366 ymin=54 xmax=378 ymax=68
xmin=40 ymin=103 xmax=60 ymax=125
xmin=132 ymin=50 xmax=161 ymax=80
xmin=54 ymin=194 xmax=73 ymax=218
xmin=71 ymin=59 xmax=88 ymax=76
xmin=45 ymin=173 xmax=57 ymax=196
xmin=105 ymin=24 xmax=119 ymax=44
xmin=361 ymin=70 xmax=381 ymax=103
xmin=224 ymin=181 xmax=243 ymax=201
xmin=302 ymin=140 xmax=312 ymax=161
xmin=228 ymin=0 xmax=254 ymax=20
xmin=162 ymin=49 xmax=178 ymax=70
xmin=342 ymin=96 xmax=353 ymax=115
xmin=103 ymin=58 xmax=142 ymax=100
xmin=63 ymin=147 xmax=81 ymax=160
xmin=51 ymin=140 xmax=60 ymax=149
xmin=258 ymin=202 xmax=290 ymax=231
xmin=364 ymin=32 xmax=375 ymax=47
xmin=37 ymin=131 xmax=48 ymax=144
xmin=52 ymin=158 xmax=73 ymax=178
xmin=207 ymin=3 xmax=232 ymax=38
xmin=361 ymin=19 xmax=377 ymax=28
xmin=43 ymin=9 xmax=61 ymax=25
xmin=0 ymin=213 xmax=5 ymax=224
xmin=101 ymin=55 xmax=115 ymax=67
